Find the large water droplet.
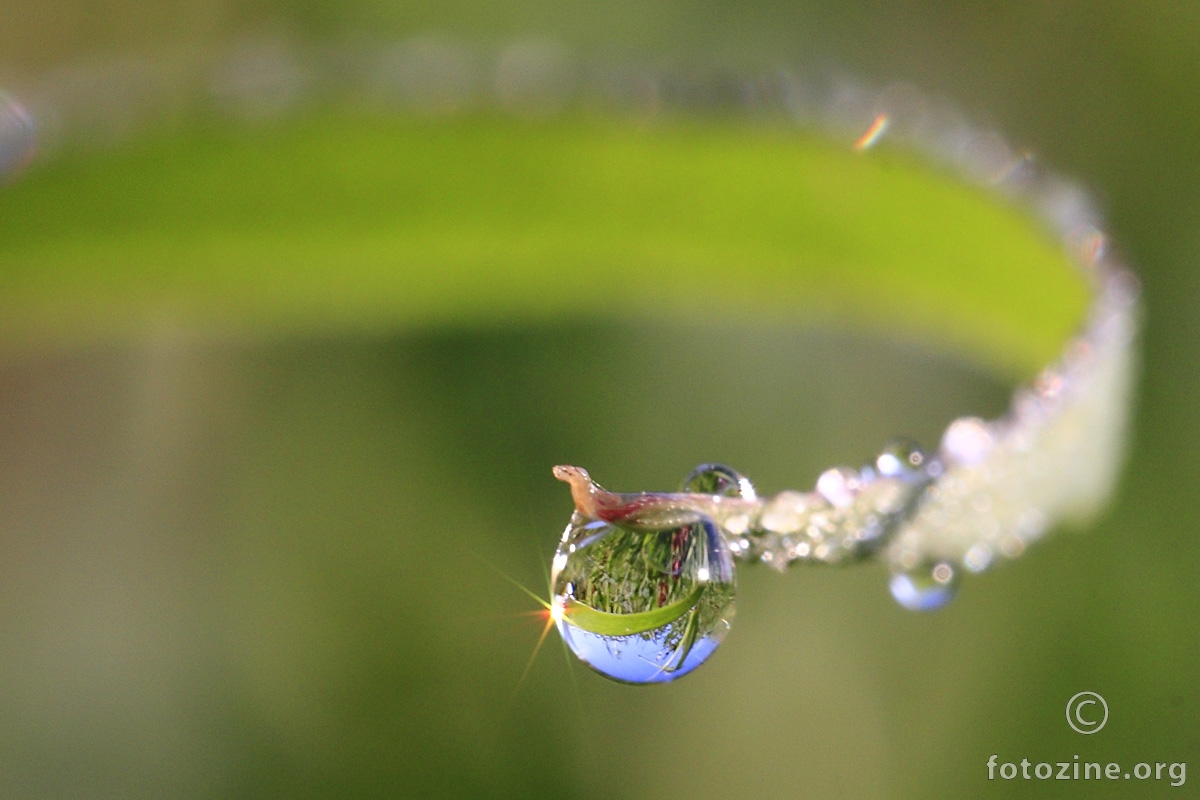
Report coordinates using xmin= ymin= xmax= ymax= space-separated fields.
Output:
xmin=888 ymin=561 xmax=958 ymax=611
xmin=552 ymin=513 xmax=735 ymax=683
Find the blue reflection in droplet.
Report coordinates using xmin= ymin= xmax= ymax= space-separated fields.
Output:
xmin=889 ymin=562 xmax=958 ymax=611
xmin=556 ymin=615 xmax=730 ymax=684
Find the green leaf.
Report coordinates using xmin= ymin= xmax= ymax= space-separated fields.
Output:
xmin=0 ymin=113 xmax=1088 ymax=377
xmin=562 ymin=584 xmax=705 ymax=636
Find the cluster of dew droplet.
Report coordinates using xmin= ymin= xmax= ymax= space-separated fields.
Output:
xmin=729 ymin=440 xmax=933 ymax=571
xmin=706 ymin=251 xmax=1137 ymax=613
xmin=885 ymin=268 xmax=1138 ymax=593
xmin=676 ymin=450 xmax=956 ymax=610
xmin=0 ymin=32 xmax=1144 ymax=201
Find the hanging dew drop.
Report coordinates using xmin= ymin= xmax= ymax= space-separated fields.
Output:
xmin=888 ymin=561 xmax=959 ymax=611
xmin=549 ymin=465 xmax=734 ymax=686
xmin=550 ymin=516 xmax=735 ymax=684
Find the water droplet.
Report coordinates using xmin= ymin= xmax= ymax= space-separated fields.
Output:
xmin=888 ymin=561 xmax=958 ymax=611
xmin=816 ymin=467 xmax=861 ymax=508
xmin=875 ymin=438 xmax=927 ymax=478
xmin=963 ymin=543 xmax=993 ymax=573
xmin=681 ymin=463 xmax=756 ymax=500
xmin=941 ymin=417 xmax=994 ymax=466
xmin=551 ymin=512 xmax=735 ymax=683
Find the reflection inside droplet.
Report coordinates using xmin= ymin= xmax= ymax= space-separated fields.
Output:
xmin=681 ymin=463 xmax=757 ymax=501
xmin=888 ymin=561 xmax=958 ymax=611
xmin=551 ymin=513 xmax=735 ymax=684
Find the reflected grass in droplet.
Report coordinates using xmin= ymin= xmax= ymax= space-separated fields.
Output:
xmin=551 ymin=514 xmax=735 ymax=683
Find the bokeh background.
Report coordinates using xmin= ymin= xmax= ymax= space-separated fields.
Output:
xmin=0 ymin=2 xmax=1197 ymax=797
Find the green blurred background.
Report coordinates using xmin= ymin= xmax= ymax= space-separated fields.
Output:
xmin=0 ymin=2 xmax=1196 ymax=798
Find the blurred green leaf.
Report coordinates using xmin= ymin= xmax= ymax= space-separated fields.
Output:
xmin=0 ymin=113 xmax=1087 ymax=376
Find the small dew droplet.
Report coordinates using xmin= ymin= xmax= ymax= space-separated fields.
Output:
xmin=816 ymin=467 xmax=861 ymax=508
xmin=889 ymin=561 xmax=959 ymax=611
xmin=963 ymin=543 xmax=993 ymax=573
xmin=875 ymin=438 xmax=927 ymax=478
xmin=941 ymin=417 xmax=994 ymax=466
xmin=682 ymin=463 xmax=757 ymax=501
